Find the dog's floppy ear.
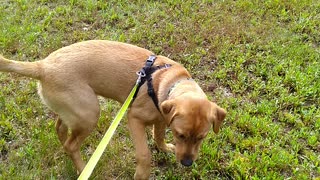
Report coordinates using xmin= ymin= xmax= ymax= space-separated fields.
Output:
xmin=211 ymin=102 xmax=227 ymax=134
xmin=161 ymin=99 xmax=177 ymax=126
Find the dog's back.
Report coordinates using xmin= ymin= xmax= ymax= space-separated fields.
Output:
xmin=0 ymin=40 xmax=154 ymax=102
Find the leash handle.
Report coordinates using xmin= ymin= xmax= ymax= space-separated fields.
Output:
xmin=78 ymin=83 xmax=138 ymax=180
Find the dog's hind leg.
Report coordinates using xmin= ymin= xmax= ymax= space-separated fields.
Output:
xmin=55 ymin=118 xmax=87 ymax=172
xmin=40 ymin=83 xmax=100 ymax=174
xmin=60 ymin=93 xmax=100 ymax=174
xmin=56 ymin=118 xmax=68 ymax=145
xmin=63 ymin=127 xmax=92 ymax=174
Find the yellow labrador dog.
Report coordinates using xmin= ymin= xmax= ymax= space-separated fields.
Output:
xmin=0 ymin=40 xmax=226 ymax=179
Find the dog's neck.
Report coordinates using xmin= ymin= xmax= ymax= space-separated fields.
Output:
xmin=166 ymin=79 xmax=207 ymax=100
xmin=157 ymin=69 xmax=207 ymax=111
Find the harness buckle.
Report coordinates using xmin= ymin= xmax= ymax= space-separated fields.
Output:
xmin=146 ymin=55 xmax=156 ymax=66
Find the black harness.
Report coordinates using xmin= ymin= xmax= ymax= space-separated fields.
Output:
xmin=133 ymin=55 xmax=171 ymax=110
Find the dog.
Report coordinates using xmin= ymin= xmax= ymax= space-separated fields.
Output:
xmin=0 ymin=40 xmax=226 ymax=179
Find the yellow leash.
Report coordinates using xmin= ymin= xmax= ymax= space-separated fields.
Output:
xmin=78 ymin=83 xmax=138 ymax=180
xmin=77 ymin=55 xmax=160 ymax=179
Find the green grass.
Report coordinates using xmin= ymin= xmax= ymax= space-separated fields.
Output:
xmin=0 ymin=0 xmax=319 ymax=179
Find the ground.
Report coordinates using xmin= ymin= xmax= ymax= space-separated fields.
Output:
xmin=0 ymin=0 xmax=319 ymax=179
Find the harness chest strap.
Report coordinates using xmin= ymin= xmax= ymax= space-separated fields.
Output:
xmin=133 ymin=55 xmax=171 ymax=110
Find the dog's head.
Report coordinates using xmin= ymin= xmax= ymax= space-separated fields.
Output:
xmin=161 ymin=97 xmax=226 ymax=166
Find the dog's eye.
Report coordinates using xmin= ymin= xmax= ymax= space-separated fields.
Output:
xmin=197 ymin=136 xmax=204 ymax=141
xmin=178 ymin=134 xmax=186 ymax=140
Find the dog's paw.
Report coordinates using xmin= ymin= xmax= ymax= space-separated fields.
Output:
xmin=158 ymin=143 xmax=175 ymax=153
xmin=166 ymin=143 xmax=176 ymax=152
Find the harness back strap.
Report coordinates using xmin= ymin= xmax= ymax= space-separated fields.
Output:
xmin=133 ymin=55 xmax=171 ymax=110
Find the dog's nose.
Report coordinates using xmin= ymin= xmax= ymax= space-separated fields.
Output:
xmin=181 ymin=159 xmax=193 ymax=166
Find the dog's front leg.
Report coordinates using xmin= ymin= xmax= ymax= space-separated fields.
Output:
xmin=153 ymin=121 xmax=175 ymax=153
xmin=128 ymin=115 xmax=151 ymax=180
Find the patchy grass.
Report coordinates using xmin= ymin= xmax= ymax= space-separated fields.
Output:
xmin=0 ymin=0 xmax=319 ymax=179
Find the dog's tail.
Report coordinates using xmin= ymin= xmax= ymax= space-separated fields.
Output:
xmin=0 ymin=55 xmax=42 ymax=80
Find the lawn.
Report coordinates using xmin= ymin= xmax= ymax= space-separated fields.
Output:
xmin=0 ymin=0 xmax=319 ymax=179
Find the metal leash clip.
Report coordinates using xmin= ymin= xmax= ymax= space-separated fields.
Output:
xmin=136 ymin=69 xmax=146 ymax=84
